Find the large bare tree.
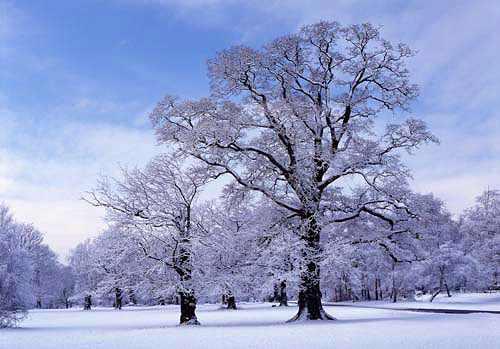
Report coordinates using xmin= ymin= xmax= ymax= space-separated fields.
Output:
xmin=150 ymin=21 xmax=436 ymax=320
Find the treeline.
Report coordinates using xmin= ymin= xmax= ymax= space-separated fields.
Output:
xmin=69 ymin=146 xmax=500 ymax=325
xmin=0 ymin=204 xmax=75 ymax=327
xmin=2 ymin=186 xmax=498 ymax=327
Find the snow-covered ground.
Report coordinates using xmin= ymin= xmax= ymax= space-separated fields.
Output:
xmin=2 ymin=294 xmax=500 ymax=349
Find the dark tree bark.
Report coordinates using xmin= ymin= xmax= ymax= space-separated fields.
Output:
xmin=378 ymin=282 xmax=383 ymax=300
xmin=179 ymin=290 xmax=200 ymax=325
xmin=430 ymin=269 xmax=451 ymax=302
xmin=279 ymin=280 xmax=288 ymax=306
xmin=114 ymin=288 xmax=123 ymax=310
xmin=221 ymin=294 xmax=227 ymax=305
xmin=288 ymin=214 xmax=334 ymax=321
xmin=391 ymin=263 xmax=398 ymax=303
xmin=445 ymin=280 xmax=451 ymax=297
xmin=83 ymin=295 xmax=92 ymax=310
xmin=273 ymin=284 xmax=280 ymax=303
xmin=226 ymin=292 xmax=237 ymax=310
xmin=391 ymin=287 xmax=397 ymax=303
xmin=177 ymin=235 xmax=200 ymax=325
xmin=430 ymin=289 xmax=441 ymax=303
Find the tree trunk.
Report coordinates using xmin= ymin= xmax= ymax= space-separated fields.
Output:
xmin=179 ymin=290 xmax=200 ymax=325
xmin=273 ymin=284 xmax=279 ymax=302
xmin=288 ymin=214 xmax=334 ymax=321
xmin=391 ymin=263 xmax=397 ymax=303
xmin=430 ymin=289 xmax=441 ymax=303
xmin=177 ymin=231 xmax=200 ymax=325
xmin=391 ymin=273 xmax=397 ymax=303
xmin=226 ymin=291 xmax=237 ymax=310
xmin=114 ymin=288 xmax=123 ymax=310
xmin=375 ymin=278 xmax=379 ymax=301
xmin=279 ymin=280 xmax=288 ymax=306
xmin=431 ymin=270 xmax=449 ymax=302
xmin=444 ymin=280 xmax=451 ymax=297
xmin=379 ymin=279 xmax=385 ymax=300
xmin=83 ymin=295 xmax=92 ymax=310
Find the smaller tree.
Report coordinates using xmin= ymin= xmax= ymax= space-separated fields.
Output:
xmin=86 ymin=155 xmax=210 ymax=325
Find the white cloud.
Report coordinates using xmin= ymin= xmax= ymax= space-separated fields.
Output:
xmin=0 ymin=106 xmax=162 ymax=258
xmin=2 ymin=0 xmax=499 ymax=256
xmin=7 ymin=199 xmax=106 ymax=261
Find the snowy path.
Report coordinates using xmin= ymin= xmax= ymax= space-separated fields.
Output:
xmin=330 ymin=292 xmax=500 ymax=313
xmin=328 ymin=303 xmax=500 ymax=314
xmin=1 ymin=295 xmax=500 ymax=349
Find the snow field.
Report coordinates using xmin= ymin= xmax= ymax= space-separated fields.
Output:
xmin=2 ymin=296 xmax=500 ymax=349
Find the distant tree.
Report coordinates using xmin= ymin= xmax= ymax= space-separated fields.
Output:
xmin=0 ymin=204 xmax=34 ymax=327
xmin=461 ymin=189 xmax=500 ymax=289
xmin=55 ymin=265 xmax=75 ymax=308
xmin=92 ymin=227 xmax=148 ymax=309
xmin=197 ymin=199 xmax=259 ymax=309
xmin=30 ymin=245 xmax=61 ymax=308
xmin=69 ymin=239 xmax=101 ymax=310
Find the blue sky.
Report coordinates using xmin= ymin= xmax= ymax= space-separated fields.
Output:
xmin=1 ymin=0 xmax=499 ymax=257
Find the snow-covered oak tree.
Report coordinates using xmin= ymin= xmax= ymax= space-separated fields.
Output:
xmin=86 ymin=154 xmax=210 ymax=325
xmin=149 ymin=21 xmax=436 ymax=320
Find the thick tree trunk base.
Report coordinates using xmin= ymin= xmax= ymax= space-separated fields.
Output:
xmin=287 ymin=306 xmax=335 ymax=322
xmin=115 ymin=288 xmax=123 ymax=310
xmin=287 ymin=291 xmax=335 ymax=322
xmin=226 ymin=295 xmax=237 ymax=310
xmin=178 ymin=318 xmax=201 ymax=326
xmin=179 ymin=291 xmax=200 ymax=325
